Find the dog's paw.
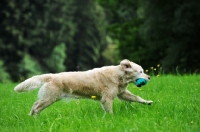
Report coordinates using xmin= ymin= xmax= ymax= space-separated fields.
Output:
xmin=146 ymin=100 xmax=153 ymax=105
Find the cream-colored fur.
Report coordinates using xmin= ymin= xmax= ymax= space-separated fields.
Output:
xmin=14 ymin=59 xmax=153 ymax=116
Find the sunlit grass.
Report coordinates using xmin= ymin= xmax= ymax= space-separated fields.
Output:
xmin=0 ymin=75 xmax=200 ymax=132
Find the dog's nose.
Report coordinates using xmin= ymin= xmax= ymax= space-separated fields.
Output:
xmin=148 ymin=76 xmax=150 ymax=80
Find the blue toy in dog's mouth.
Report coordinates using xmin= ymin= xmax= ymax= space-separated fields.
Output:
xmin=136 ymin=78 xmax=147 ymax=87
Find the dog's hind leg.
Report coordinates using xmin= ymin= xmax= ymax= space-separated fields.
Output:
xmin=118 ymin=90 xmax=153 ymax=105
xmin=29 ymin=84 xmax=62 ymax=116
xmin=29 ymin=98 xmax=59 ymax=116
xmin=29 ymin=102 xmax=39 ymax=116
xmin=29 ymin=98 xmax=60 ymax=116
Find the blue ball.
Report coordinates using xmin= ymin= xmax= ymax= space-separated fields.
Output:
xmin=136 ymin=78 xmax=147 ymax=87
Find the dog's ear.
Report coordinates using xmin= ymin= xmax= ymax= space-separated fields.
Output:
xmin=120 ymin=59 xmax=132 ymax=71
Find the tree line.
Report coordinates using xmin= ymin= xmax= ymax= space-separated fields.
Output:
xmin=0 ymin=0 xmax=200 ymax=82
xmin=99 ymin=0 xmax=200 ymax=73
xmin=0 ymin=0 xmax=107 ymax=81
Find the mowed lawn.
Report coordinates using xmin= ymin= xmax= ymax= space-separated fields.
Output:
xmin=0 ymin=75 xmax=199 ymax=132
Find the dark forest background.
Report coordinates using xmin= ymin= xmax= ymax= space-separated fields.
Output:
xmin=0 ymin=0 xmax=200 ymax=82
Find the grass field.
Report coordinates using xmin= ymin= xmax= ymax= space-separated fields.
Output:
xmin=0 ymin=75 xmax=199 ymax=132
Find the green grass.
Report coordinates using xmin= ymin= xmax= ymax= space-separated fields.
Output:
xmin=0 ymin=75 xmax=200 ymax=132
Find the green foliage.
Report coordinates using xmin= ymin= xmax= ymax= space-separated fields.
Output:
xmin=109 ymin=19 xmax=146 ymax=64
xmin=44 ymin=43 xmax=66 ymax=73
xmin=17 ymin=43 xmax=66 ymax=80
xmin=0 ymin=60 xmax=10 ymax=82
xmin=0 ymin=0 xmax=75 ymax=81
xmin=140 ymin=0 xmax=200 ymax=72
xmin=102 ymin=36 xmax=119 ymax=64
xmin=98 ymin=0 xmax=147 ymax=65
xmin=98 ymin=0 xmax=138 ymax=23
xmin=65 ymin=0 xmax=107 ymax=71
xmin=0 ymin=0 xmax=108 ymax=81
xmin=18 ymin=54 xmax=43 ymax=80
xmin=99 ymin=0 xmax=200 ymax=73
xmin=1 ymin=75 xmax=200 ymax=131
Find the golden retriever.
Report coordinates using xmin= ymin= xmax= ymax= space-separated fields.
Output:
xmin=14 ymin=59 xmax=153 ymax=116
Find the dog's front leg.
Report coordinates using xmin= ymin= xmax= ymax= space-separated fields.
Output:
xmin=118 ymin=90 xmax=153 ymax=105
xmin=101 ymin=95 xmax=114 ymax=114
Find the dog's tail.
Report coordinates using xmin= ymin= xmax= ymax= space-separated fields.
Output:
xmin=14 ymin=74 xmax=53 ymax=93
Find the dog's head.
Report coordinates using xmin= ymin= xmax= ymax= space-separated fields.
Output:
xmin=120 ymin=59 xmax=150 ymax=87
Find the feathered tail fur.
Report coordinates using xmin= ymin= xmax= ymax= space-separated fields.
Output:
xmin=14 ymin=74 xmax=52 ymax=92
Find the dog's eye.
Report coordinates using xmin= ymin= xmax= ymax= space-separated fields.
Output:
xmin=140 ymin=71 xmax=143 ymax=73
